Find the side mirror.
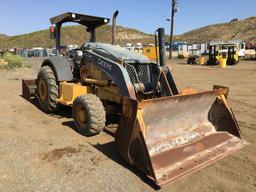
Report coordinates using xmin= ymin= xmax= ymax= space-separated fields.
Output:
xmin=50 ymin=26 xmax=56 ymax=39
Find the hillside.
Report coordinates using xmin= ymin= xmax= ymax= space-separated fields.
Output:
xmin=0 ymin=25 xmax=155 ymax=49
xmin=178 ymin=16 xmax=256 ymax=44
xmin=0 ymin=16 xmax=256 ymax=49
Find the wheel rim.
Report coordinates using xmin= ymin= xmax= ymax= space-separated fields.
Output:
xmin=76 ymin=104 xmax=88 ymax=128
xmin=39 ymin=79 xmax=47 ymax=100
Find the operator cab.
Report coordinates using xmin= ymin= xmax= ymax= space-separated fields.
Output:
xmin=49 ymin=12 xmax=110 ymax=78
xmin=49 ymin=12 xmax=110 ymax=54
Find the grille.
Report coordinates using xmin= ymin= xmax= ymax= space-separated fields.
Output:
xmin=125 ymin=63 xmax=151 ymax=84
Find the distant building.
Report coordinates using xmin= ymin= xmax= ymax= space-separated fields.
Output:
xmin=178 ymin=43 xmax=207 ymax=57
xmin=125 ymin=43 xmax=134 ymax=51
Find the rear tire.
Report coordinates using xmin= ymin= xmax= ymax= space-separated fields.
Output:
xmin=72 ymin=94 xmax=106 ymax=136
xmin=37 ymin=66 xmax=59 ymax=113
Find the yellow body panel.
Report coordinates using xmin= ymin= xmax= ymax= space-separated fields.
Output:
xmin=234 ymin=51 xmax=239 ymax=62
xmin=143 ymin=46 xmax=159 ymax=60
xmin=219 ymin=57 xmax=227 ymax=68
xmin=198 ymin=56 xmax=206 ymax=65
xmin=57 ymin=82 xmax=91 ymax=106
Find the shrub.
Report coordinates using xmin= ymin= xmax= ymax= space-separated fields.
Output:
xmin=1 ymin=53 xmax=22 ymax=69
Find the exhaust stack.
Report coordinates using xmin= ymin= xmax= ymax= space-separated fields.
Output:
xmin=157 ymin=28 xmax=166 ymax=66
xmin=112 ymin=10 xmax=119 ymax=45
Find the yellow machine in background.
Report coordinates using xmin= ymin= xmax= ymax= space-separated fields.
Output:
xmin=143 ymin=46 xmax=159 ymax=60
xmin=226 ymin=44 xmax=239 ymax=65
xmin=207 ymin=42 xmax=239 ymax=66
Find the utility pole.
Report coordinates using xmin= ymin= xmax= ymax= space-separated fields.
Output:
xmin=169 ymin=0 xmax=177 ymax=59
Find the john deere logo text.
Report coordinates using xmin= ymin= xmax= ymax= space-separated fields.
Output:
xmin=98 ymin=58 xmax=112 ymax=70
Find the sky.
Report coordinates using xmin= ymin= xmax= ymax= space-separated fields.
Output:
xmin=0 ymin=0 xmax=255 ymax=36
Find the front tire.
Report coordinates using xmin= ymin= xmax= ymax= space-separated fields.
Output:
xmin=37 ymin=66 xmax=59 ymax=113
xmin=72 ymin=94 xmax=106 ymax=136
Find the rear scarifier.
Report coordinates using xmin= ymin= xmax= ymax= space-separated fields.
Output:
xmin=37 ymin=66 xmax=59 ymax=113
xmin=72 ymin=94 xmax=106 ymax=136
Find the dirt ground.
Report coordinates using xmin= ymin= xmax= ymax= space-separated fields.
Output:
xmin=0 ymin=58 xmax=255 ymax=192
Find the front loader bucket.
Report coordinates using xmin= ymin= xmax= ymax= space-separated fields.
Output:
xmin=116 ymin=91 xmax=247 ymax=187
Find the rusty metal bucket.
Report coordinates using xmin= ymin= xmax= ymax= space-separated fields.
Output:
xmin=116 ymin=90 xmax=247 ymax=187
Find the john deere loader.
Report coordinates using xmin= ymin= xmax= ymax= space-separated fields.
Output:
xmin=22 ymin=11 xmax=247 ymax=187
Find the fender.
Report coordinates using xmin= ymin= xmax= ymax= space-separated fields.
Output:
xmin=41 ymin=56 xmax=73 ymax=82
xmin=83 ymin=50 xmax=137 ymax=100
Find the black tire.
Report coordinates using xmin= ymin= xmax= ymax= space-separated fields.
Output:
xmin=37 ymin=66 xmax=59 ymax=113
xmin=72 ymin=94 xmax=106 ymax=136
